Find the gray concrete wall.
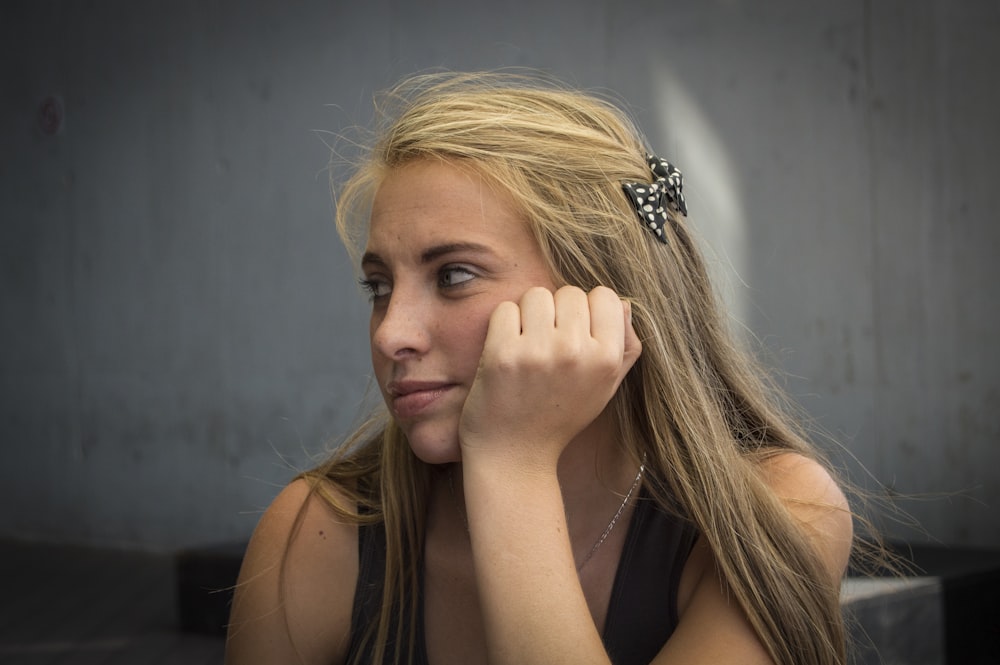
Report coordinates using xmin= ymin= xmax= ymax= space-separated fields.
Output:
xmin=2 ymin=0 xmax=997 ymax=551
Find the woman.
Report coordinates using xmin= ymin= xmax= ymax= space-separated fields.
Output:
xmin=225 ymin=72 xmax=854 ymax=665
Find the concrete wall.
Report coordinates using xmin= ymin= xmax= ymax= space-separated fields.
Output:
xmin=2 ymin=0 xmax=997 ymax=551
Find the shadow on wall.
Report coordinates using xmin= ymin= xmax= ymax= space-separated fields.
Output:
xmin=650 ymin=65 xmax=749 ymax=326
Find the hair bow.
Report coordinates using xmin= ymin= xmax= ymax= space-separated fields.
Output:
xmin=621 ymin=154 xmax=688 ymax=244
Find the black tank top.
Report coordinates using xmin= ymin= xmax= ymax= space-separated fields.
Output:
xmin=346 ymin=489 xmax=698 ymax=664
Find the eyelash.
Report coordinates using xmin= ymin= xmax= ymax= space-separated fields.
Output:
xmin=358 ymin=278 xmax=385 ymax=300
xmin=358 ymin=266 xmax=477 ymax=301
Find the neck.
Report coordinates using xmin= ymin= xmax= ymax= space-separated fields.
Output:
xmin=433 ymin=408 xmax=642 ymax=565
xmin=557 ymin=409 xmax=634 ymax=513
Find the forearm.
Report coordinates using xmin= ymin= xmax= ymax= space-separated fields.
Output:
xmin=461 ymin=454 xmax=611 ymax=665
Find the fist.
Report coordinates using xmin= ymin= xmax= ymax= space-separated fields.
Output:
xmin=458 ymin=285 xmax=642 ymax=468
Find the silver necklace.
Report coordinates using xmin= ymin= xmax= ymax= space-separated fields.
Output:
xmin=446 ymin=460 xmax=645 ymax=572
xmin=577 ymin=460 xmax=645 ymax=571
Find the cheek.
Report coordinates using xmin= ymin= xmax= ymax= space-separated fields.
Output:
xmin=446 ymin=306 xmax=494 ymax=370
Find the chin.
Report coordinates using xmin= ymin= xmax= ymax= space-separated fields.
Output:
xmin=400 ymin=422 xmax=462 ymax=465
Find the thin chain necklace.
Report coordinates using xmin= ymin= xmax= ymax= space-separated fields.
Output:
xmin=447 ymin=460 xmax=645 ymax=572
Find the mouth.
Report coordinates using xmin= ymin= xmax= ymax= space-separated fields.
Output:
xmin=386 ymin=380 xmax=457 ymax=419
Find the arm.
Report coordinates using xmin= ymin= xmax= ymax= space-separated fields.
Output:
xmin=461 ymin=458 xmax=609 ymax=664
xmin=458 ymin=285 xmax=641 ymax=665
xmin=466 ymin=454 xmax=853 ymax=665
xmin=461 ymin=451 xmax=853 ymax=665
xmin=224 ymin=478 xmax=358 ymax=665
xmin=457 ymin=285 xmax=852 ymax=664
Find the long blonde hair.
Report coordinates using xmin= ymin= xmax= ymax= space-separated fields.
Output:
xmin=304 ymin=72 xmax=849 ymax=665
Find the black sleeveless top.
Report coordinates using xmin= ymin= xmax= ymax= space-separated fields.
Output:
xmin=346 ymin=489 xmax=698 ymax=665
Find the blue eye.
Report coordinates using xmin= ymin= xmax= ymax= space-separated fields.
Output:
xmin=438 ymin=266 xmax=475 ymax=288
xmin=359 ymin=277 xmax=391 ymax=300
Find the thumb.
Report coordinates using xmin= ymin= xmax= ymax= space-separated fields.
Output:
xmin=622 ymin=300 xmax=643 ymax=373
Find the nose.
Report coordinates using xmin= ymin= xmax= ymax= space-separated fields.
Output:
xmin=370 ymin=288 xmax=432 ymax=361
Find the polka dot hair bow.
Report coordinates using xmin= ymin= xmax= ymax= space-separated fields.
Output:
xmin=621 ymin=154 xmax=688 ymax=244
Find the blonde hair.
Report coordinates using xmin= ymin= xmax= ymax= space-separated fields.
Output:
xmin=305 ymin=72 xmax=849 ymax=665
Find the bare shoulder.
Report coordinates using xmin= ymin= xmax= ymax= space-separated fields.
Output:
xmin=660 ymin=453 xmax=853 ymax=664
xmin=758 ymin=451 xmax=854 ymax=580
xmin=225 ymin=477 xmax=359 ymax=665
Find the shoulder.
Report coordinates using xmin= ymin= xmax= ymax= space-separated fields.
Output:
xmin=661 ymin=453 xmax=852 ymax=664
xmin=677 ymin=452 xmax=852 ymax=588
xmin=225 ymin=477 xmax=359 ymax=665
xmin=757 ymin=451 xmax=854 ymax=581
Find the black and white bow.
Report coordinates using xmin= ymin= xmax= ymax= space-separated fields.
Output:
xmin=621 ymin=154 xmax=688 ymax=244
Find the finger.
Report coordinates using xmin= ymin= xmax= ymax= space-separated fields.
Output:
xmin=553 ymin=285 xmax=590 ymax=334
xmin=587 ymin=286 xmax=626 ymax=352
xmin=518 ymin=286 xmax=556 ymax=335
xmin=484 ymin=300 xmax=523 ymax=352
xmin=621 ymin=300 xmax=643 ymax=370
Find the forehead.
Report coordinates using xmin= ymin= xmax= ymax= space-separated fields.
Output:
xmin=366 ymin=159 xmax=534 ymax=252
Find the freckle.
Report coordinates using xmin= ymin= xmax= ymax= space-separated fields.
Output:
xmin=318 ymin=530 xmax=326 ymax=539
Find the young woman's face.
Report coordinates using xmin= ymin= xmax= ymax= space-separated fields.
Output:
xmin=363 ymin=160 xmax=557 ymax=464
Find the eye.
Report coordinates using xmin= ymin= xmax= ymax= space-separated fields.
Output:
xmin=359 ymin=277 xmax=391 ymax=300
xmin=438 ymin=266 xmax=476 ymax=288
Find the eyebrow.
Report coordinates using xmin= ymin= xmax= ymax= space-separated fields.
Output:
xmin=361 ymin=242 xmax=496 ymax=269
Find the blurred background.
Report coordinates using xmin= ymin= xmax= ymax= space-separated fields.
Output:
xmin=2 ymin=0 xmax=997 ymax=557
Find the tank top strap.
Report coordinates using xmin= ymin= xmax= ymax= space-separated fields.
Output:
xmin=347 ymin=512 xmax=429 ymax=665
xmin=345 ymin=512 xmax=386 ymax=663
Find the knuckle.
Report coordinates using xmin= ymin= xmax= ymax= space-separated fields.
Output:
xmin=553 ymin=337 xmax=585 ymax=362
xmin=593 ymin=348 xmax=621 ymax=375
xmin=489 ymin=344 xmax=520 ymax=370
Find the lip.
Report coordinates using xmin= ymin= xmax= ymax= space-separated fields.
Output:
xmin=386 ymin=380 xmax=457 ymax=419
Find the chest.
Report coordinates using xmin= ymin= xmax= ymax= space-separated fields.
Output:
xmin=421 ymin=531 xmax=623 ymax=665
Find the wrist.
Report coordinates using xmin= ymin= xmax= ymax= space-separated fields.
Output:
xmin=458 ymin=433 xmax=563 ymax=478
xmin=459 ymin=449 xmax=569 ymax=559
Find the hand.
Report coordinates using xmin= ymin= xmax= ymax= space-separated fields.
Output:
xmin=458 ymin=285 xmax=642 ymax=470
